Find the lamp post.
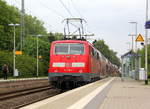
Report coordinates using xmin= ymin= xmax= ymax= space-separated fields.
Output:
xmin=8 ymin=23 xmax=20 ymax=76
xmin=36 ymin=35 xmax=42 ymax=77
xmin=129 ymin=22 xmax=138 ymax=52
xmin=145 ymin=0 xmax=148 ymax=84
xmin=128 ymin=34 xmax=135 ymax=51
xmin=126 ymin=42 xmax=131 ymax=51
xmin=31 ymin=34 xmax=46 ymax=77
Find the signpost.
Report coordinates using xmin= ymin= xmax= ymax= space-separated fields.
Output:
xmin=15 ymin=51 xmax=23 ymax=55
xmin=144 ymin=16 xmax=149 ymax=84
xmin=135 ymin=34 xmax=144 ymax=42
xmin=145 ymin=20 xmax=150 ymax=29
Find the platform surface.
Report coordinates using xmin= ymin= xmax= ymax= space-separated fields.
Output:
xmin=21 ymin=78 xmax=113 ymax=109
xmin=99 ymin=78 xmax=150 ymax=109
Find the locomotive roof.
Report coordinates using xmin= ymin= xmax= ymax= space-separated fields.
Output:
xmin=52 ymin=40 xmax=92 ymax=45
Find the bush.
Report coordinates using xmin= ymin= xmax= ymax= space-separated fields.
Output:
xmin=0 ymin=51 xmax=48 ymax=78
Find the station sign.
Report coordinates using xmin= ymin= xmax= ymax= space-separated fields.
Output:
xmin=135 ymin=34 xmax=144 ymax=42
xmin=145 ymin=20 xmax=150 ymax=29
xmin=15 ymin=51 xmax=22 ymax=55
xmin=39 ymin=56 xmax=42 ymax=59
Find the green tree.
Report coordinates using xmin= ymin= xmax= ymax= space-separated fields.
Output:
xmin=0 ymin=0 xmax=20 ymax=51
xmin=22 ymin=36 xmax=50 ymax=63
xmin=46 ymin=32 xmax=63 ymax=43
xmin=0 ymin=0 xmax=64 ymax=78
xmin=24 ymin=15 xmax=47 ymax=35
xmin=0 ymin=50 xmax=47 ymax=78
xmin=0 ymin=0 xmax=48 ymax=51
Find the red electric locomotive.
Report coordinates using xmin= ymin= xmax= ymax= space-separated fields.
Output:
xmin=48 ymin=40 xmax=109 ymax=88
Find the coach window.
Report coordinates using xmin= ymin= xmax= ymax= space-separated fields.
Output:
xmin=93 ymin=50 xmax=97 ymax=58
xmin=98 ymin=53 xmax=101 ymax=60
xmin=91 ymin=47 xmax=95 ymax=57
xmin=97 ymin=53 xmax=99 ymax=59
xmin=101 ymin=55 xmax=105 ymax=62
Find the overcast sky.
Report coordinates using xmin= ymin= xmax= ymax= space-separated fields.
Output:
xmin=5 ymin=0 xmax=149 ymax=57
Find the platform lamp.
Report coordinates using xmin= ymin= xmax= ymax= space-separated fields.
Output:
xmin=129 ymin=22 xmax=138 ymax=52
xmin=8 ymin=23 xmax=20 ymax=76
xmin=36 ymin=34 xmax=42 ymax=77
xmin=126 ymin=42 xmax=131 ymax=51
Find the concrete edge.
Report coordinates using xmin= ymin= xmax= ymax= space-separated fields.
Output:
xmin=21 ymin=78 xmax=112 ymax=109
xmin=67 ymin=78 xmax=114 ymax=109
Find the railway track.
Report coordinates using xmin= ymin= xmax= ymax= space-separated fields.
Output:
xmin=14 ymin=87 xmax=60 ymax=108
xmin=0 ymin=82 xmax=60 ymax=109
xmin=0 ymin=86 xmax=53 ymax=101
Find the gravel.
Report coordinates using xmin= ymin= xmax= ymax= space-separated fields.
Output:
xmin=0 ymin=79 xmax=60 ymax=109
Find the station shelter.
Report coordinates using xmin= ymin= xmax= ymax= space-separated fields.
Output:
xmin=121 ymin=50 xmax=141 ymax=80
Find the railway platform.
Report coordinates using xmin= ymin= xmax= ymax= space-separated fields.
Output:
xmin=21 ymin=78 xmax=114 ymax=109
xmin=21 ymin=77 xmax=150 ymax=109
xmin=0 ymin=77 xmax=48 ymax=82
xmin=99 ymin=77 xmax=150 ymax=109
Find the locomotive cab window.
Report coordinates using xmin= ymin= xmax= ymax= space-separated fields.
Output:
xmin=55 ymin=44 xmax=68 ymax=54
xmin=54 ymin=43 xmax=84 ymax=55
xmin=70 ymin=43 xmax=84 ymax=54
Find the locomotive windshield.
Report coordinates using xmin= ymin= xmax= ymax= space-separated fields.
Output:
xmin=55 ymin=43 xmax=84 ymax=54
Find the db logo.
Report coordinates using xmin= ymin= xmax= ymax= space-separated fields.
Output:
xmin=65 ymin=63 xmax=71 ymax=67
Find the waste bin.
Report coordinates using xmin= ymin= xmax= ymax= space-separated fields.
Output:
xmin=14 ymin=69 xmax=19 ymax=77
xmin=139 ymin=68 xmax=145 ymax=80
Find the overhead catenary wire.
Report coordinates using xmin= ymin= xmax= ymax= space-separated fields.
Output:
xmin=13 ymin=0 xmax=62 ymax=33
xmin=65 ymin=1 xmax=93 ymax=37
xmin=11 ymin=0 xmax=94 ymax=36
xmin=14 ymin=0 xmax=64 ymax=19
xmin=70 ymin=0 xmax=83 ymax=18
xmin=14 ymin=0 xmax=21 ymax=8
xmin=26 ymin=9 xmax=60 ymax=32
xmin=35 ymin=0 xmax=67 ymax=32
xmin=14 ymin=0 xmax=82 ymax=30
xmin=38 ymin=0 xmax=65 ymax=19
xmin=58 ymin=0 xmax=74 ymax=17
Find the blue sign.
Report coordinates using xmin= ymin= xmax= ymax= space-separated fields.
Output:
xmin=145 ymin=20 xmax=150 ymax=29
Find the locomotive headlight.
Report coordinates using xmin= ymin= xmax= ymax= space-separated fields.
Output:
xmin=52 ymin=63 xmax=65 ymax=67
xmin=72 ymin=63 xmax=85 ymax=67
xmin=79 ymin=69 xmax=83 ymax=73
xmin=54 ymin=69 xmax=58 ymax=72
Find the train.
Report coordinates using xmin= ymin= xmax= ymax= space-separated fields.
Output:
xmin=48 ymin=39 xmax=119 ymax=89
